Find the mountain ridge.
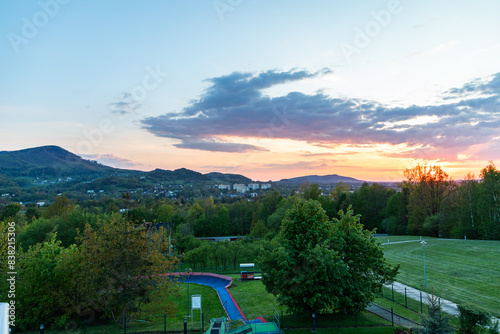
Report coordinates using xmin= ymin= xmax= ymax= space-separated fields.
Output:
xmin=0 ymin=146 xmax=362 ymax=185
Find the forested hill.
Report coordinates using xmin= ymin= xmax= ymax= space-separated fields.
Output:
xmin=0 ymin=146 xmax=253 ymax=183
xmin=279 ymin=174 xmax=364 ymax=184
xmin=0 ymin=145 xmax=121 ymax=177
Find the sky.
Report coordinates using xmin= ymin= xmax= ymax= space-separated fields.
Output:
xmin=1 ymin=0 xmax=500 ymax=182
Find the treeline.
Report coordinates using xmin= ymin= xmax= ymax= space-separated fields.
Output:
xmin=2 ymin=161 xmax=500 ymax=248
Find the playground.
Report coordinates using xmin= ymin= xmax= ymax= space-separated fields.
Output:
xmin=175 ymin=268 xmax=281 ymax=334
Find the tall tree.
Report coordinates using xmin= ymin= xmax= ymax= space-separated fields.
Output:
xmin=478 ymin=162 xmax=500 ymax=239
xmin=259 ymin=199 xmax=398 ymax=315
xmin=404 ymin=164 xmax=455 ymax=236
xmin=78 ymin=218 xmax=179 ymax=327
xmin=456 ymin=173 xmax=479 ymax=239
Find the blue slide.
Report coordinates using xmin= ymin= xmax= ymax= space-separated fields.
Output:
xmin=176 ymin=273 xmax=246 ymax=321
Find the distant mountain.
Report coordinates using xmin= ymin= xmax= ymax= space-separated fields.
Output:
xmin=146 ymin=168 xmax=207 ymax=182
xmin=146 ymin=169 xmax=253 ymax=184
xmin=0 ymin=146 xmax=254 ymax=184
xmin=278 ymin=174 xmax=364 ymax=184
xmin=204 ymin=172 xmax=252 ymax=184
xmin=0 ymin=145 xmax=120 ymax=178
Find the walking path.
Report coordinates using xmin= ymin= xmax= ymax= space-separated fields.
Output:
xmin=385 ymin=282 xmax=500 ymax=325
xmin=367 ymin=303 xmax=420 ymax=328
xmin=385 ymin=281 xmax=459 ymax=316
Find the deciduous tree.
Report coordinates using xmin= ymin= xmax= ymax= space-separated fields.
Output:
xmin=259 ymin=199 xmax=398 ymax=315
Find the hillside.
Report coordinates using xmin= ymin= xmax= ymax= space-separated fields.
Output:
xmin=0 ymin=145 xmax=119 ymax=178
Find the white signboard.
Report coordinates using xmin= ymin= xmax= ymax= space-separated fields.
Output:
xmin=191 ymin=294 xmax=202 ymax=329
xmin=191 ymin=295 xmax=201 ymax=310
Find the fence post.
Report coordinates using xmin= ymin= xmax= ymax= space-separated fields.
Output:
xmin=391 ymin=307 xmax=394 ymax=327
xmin=164 ymin=314 xmax=166 ymax=334
xmin=201 ymin=312 xmax=204 ymax=332
xmin=405 ymin=287 xmax=407 ymax=308
xmin=392 ymin=284 xmax=394 ymax=301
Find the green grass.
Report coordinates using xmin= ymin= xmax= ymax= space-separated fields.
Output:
xmin=381 ymin=237 xmax=500 ymax=317
xmin=226 ymin=274 xmax=283 ymax=320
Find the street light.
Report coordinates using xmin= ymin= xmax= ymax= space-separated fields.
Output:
xmin=177 ymin=255 xmax=182 ymax=286
xmin=186 ymin=268 xmax=192 ymax=317
xmin=421 ymin=241 xmax=427 ymax=287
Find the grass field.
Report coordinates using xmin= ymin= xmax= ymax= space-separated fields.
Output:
xmin=379 ymin=237 xmax=500 ymax=317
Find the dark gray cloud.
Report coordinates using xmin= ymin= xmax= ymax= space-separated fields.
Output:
xmin=142 ymin=69 xmax=500 ymax=160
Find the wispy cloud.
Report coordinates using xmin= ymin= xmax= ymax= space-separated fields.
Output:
xmin=141 ymin=69 xmax=500 ymax=161
xmin=109 ymin=92 xmax=141 ymax=115
xmin=83 ymin=153 xmax=147 ymax=169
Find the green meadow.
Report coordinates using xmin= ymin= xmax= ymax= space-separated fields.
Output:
xmin=378 ymin=237 xmax=500 ymax=317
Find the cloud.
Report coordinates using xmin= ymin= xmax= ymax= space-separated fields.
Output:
xmin=142 ymin=69 xmax=500 ymax=161
xmin=83 ymin=153 xmax=146 ymax=169
xmin=109 ymin=92 xmax=141 ymax=115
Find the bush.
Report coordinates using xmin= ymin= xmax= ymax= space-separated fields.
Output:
xmin=458 ymin=304 xmax=491 ymax=334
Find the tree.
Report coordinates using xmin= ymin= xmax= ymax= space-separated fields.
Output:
xmin=215 ymin=206 xmax=231 ymax=236
xmin=77 ymin=218 xmax=179 ymax=327
xmin=457 ymin=305 xmax=490 ymax=334
xmin=456 ymin=173 xmax=479 ymax=239
xmin=259 ymin=199 xmax=398 ymax=315
xmin=478 ymin=162 xmax=500 ymax=239
xmin=250 ymin=219 xmax=269 ymax=238
xmin=0 ymin=202 xmax=22 ymax=220
xmin=42 ymin=195 xmax=74 ymax=218
xmin=18 ymin=218 xmax=55 ymax=251
xmin=298 ymin=182 xmax=322 ymax=201
xmin=416 ymin=292 xmax=454 ymax=334
xmin=382 ymin=190 xmax=409 ymax=235
xmin=404 ymin=164 xmax=455 ymax=236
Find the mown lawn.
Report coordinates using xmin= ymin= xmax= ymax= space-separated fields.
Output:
xmin=381 ymin=237 xmax=500 ymax=317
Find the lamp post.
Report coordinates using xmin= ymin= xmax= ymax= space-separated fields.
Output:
xmin=186 ymin=268 xmax=191 ymax=317
xmin=421 ymin=241 xmax=427 ymax=287
xmin=177 ymin=255 xmax=182 ymax=286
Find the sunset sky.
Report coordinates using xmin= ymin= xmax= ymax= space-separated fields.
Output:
xmin=1 ymin=0 xmax=500 ymax=181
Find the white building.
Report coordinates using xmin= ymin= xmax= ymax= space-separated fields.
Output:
xmin=233 ymin=184 xmax=249 ymax=193
xmin=248 ymin=183 xmax=260 ymax=190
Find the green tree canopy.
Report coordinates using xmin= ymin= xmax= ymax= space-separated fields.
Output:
xmin=259 ymin=199 xmax=398 ymax=315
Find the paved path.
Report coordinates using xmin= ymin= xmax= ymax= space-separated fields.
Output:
xmin=385 ymin=282 xmax=459 ymax=316
xmin=367 ymin=303 xmax=420 ymax=328
xmin=381 ymin=239 xmax=422 ymax=245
